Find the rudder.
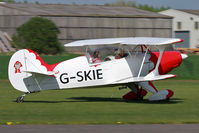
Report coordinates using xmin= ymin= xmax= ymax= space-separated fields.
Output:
xmin=9 ymin=49 xmax=31 ymax=92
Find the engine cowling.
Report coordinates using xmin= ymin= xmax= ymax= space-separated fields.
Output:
xmin=150 ymin=51 xmax=182 ymax=75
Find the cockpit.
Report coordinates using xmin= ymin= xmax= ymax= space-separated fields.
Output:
xmin=85 ymin=46 xmax=130 ymax=64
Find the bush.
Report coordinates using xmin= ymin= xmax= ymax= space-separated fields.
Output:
xmin=12 ymin=17 xmax=63 ymax=54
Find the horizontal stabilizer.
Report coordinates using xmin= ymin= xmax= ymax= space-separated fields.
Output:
xmin=23 ymin=70 xmax=55 ymax=77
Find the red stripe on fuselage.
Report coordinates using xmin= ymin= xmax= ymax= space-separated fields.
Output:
xmin=27 ymin=49 xmax=61 ymax=71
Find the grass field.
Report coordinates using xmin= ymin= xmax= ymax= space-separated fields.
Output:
xmin=0 ymin=80 xmax=199 ymax=124
xmin=171 ymin=55 xmax=199 ymax=80
xmin=0 ymin=53 xmax=199 ymax=124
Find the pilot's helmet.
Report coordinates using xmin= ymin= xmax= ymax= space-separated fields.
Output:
xmin=93 ymin=50 xmax=100 ymax=58
xmin=114 ymin=48 xmax=122 ymax=55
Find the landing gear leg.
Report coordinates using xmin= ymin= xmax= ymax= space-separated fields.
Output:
xmin=122 ymin=83 xmax=148 ymax=100
xmin=16 ymin=92 xmax=30 ymax=103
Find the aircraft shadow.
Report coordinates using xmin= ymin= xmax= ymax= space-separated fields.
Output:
xmin=16 ymin=97 xmax=184 ymax=104
xmin=21 ymin=100 xmax=69 ymax=103
xmin=68 ymin=97 xmax=184 ymax=104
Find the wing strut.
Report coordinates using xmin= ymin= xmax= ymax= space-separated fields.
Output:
xmin=138 ymin=46 xmax=149 ymax=78
xmin=145 ymin=45 xmax=165 ymax=78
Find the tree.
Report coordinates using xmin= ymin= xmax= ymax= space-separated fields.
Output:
xmin=0 ymin=0 xmax=15 ymax=2
xmin=12 ymin=17 xmax=63 ymax=54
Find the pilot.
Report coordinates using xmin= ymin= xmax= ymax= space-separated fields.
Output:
xmin=93 ymin=50 xmax=101 ymax=63
xmin=114 ymin=48 xmax=124 ymax=59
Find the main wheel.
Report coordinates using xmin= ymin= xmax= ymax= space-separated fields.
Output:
xmin=16 ymin=96 xmax=24 ymax=103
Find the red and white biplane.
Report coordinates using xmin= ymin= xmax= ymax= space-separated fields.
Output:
xmin=8 ymin=37 xmax=187 ymax=103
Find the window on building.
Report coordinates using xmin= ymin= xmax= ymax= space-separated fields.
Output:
xmin=177 ymin=22 xmax=182 ymax=29
xmin=195 ymin=22 xmax=199 ymax=30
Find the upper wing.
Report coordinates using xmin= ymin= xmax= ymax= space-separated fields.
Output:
xmin=64 ymin=37 xmax=183 ymax=47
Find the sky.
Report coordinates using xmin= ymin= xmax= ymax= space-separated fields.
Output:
xmin=14 ymin=0 xmax=199 ymax=10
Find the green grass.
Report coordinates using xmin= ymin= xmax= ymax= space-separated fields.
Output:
xmin=0 ymin=56 xmax=11 ymax=79
xmin=0 ymin=79 xmax=199 ymax=124
xmin=171 ymin=55 xmax=199 ymax=80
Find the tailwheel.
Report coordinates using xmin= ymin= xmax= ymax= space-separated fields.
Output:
xmin=16 ymin=96 xmax=24 ymax=103
xmin=16 ymin=92 xmax=30 ymax=103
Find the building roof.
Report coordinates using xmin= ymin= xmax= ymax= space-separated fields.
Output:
xmin=0 ymin=3 xmax=171 ymax=18
xmin=179 ymin=9 xmax=199 ymax=16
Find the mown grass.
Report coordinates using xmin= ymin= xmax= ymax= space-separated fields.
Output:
xmin=0 ymin=80 xmax=199 ymax=124
xmin=171 ymin=55 xmax=199 ymax=80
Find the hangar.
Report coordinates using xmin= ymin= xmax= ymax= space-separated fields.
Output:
xmin=160 ymin=9 xmax=199 ymax=48
xmin=0 ymin=3 xmax=172 ymax=52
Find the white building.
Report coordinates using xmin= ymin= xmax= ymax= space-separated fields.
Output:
xmin=160 ymin=9 xmax=199 ymax=48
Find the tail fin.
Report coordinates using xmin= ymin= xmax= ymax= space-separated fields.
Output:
xmin=8 ymin=49 xmax=59 ymax=92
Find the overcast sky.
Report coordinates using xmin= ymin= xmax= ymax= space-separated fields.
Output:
xmin=15 ymin=0 xmax=199 ymax=9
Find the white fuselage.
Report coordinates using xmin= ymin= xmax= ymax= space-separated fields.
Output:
xmin=26 ymin=54 xmax=153 ymax=92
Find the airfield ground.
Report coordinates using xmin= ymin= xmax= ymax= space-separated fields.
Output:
xmin=0 ymin=79 xmax=199 ymax=124
xmin=2 ymin=124 xmax=199 ymax=133
xmin=0 ymin=54 xmax=199 ymax=125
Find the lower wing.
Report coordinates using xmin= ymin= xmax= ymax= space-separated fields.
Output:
xmin=112 ymin=74 xmax=176 ymax=84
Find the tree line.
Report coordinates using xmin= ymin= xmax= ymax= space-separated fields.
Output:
xmin=104 ymin=0 xmax=170 ymax=12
